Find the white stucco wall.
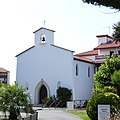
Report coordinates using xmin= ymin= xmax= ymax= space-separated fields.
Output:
xmin=73 ymin=60 xmax=95 ymax=100
xmin=99 ymin=48 xmax=120 ymax=56
xmin=98 ymin=36 xmax=113 ymax=45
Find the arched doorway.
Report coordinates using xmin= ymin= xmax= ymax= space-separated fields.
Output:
xmin=35 ymin=80 xmax=50 ymax=105
xmin=39 ymin=84 xmax=47 ymax=104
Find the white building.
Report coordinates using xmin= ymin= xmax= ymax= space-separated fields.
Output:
xmin=16 ymin=28 xmax=119 ymax=105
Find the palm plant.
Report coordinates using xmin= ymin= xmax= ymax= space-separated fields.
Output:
xmin=82 ymin=0 xmax=120 ymax=10
xmin=0 ymin=84 xmax=32 ymax=120
xmin=112 ymin=21 xmax=120 ymax=42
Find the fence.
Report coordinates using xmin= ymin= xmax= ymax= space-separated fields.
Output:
xmin=0 ymin=112 xmax=9 ymax=119
xmin=73 ymin=100 xmax=87 ymax=109
xmin=42 ymin=100 xmax=88 ymax=109
xmin=43 ymin=100 xmax=66 ymax=108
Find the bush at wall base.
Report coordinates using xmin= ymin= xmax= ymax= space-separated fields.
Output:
xmin=86 ymin=92 xmax=120 ymax=120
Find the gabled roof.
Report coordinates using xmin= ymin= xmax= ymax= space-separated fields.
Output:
xmin=94 ymin=41 xmax=120 ymax=50
xmin=33 ymin=27 xmax=55 ymax=33
xmin=75 ymin=50 xmax=98 ymax=57
xmin=0 ymin=68 xmax=9 ymax=72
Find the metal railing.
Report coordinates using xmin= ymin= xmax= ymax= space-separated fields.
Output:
xmin=42 ymin=100 xmax=88 ymax=109
xmin=95 ymin=54 xmax=120 ymax=60
xmin=42 ymin=100 xmax=66 ymax=108
xmin=73 ymin=100 xmax=87 ymax=109
xmin=95 ymin=55 xmax=106 ymax=60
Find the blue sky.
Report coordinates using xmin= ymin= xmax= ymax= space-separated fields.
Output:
xmin=0 ymin=0 xmax=119 ymax=83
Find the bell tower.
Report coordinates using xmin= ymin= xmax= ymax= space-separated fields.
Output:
xmin=33 ymin=27 xmax=55 ymax=47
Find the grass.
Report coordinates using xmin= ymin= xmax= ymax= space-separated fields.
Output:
xmin=66 ymin=109 xmax=91 ymax=120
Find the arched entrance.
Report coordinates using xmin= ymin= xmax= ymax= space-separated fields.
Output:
xmin=35 ymin=80 xmax=50 ymax=105
xmin=39 ymin=84 xmax=47 ymax=104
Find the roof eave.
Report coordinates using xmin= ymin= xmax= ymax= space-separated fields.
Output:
xmin=74 ymin=57 xmax=95 ymax=64
xmin=33 ymin=27 xmax=55 ymax=33
xmin=15 ymin=46 xmax=35 ymax=57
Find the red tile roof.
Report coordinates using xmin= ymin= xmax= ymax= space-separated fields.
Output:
xmin=74 ymin=56 xmax=104 ymax=65
xmin=0 ymin=68 xmax=9 ymax=72
xmin=75 ymin=50 xmax=98 ymax=57
xmin=74 ymin=56 xmax=95 ymax=64
xmin=94 ymin=41 xmax=120 ymax=50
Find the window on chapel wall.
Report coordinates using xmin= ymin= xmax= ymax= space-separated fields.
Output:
xmin=88 ymin=66 xmax=90 ymax=77
xmin=94 ymin=66 xmax=96 ymax=74
xmin=76 ymin=64 xmax=78 ymax=76
xmin=57 ymin=81 xmax=61 ymax=88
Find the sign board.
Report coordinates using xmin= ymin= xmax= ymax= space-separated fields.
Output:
xmin=98 ymin=105 xmax=110 ymax=120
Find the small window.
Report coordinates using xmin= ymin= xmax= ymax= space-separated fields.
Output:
xmin=94 ymin=66 xmax=96 ymax=74
xmin=97 ymin=67 xmax=99 ymax=71
xmin=88 ymin=66 xmax=90 ymax=77
xmin=76 ymin=64 xmax=78 ymax=76
xmin=57 ymin=81 xmax=61 ymax=88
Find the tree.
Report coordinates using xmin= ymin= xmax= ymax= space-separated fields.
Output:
xmin=111 ymin=70 xmax=120 ymax=96
xmin=112 ymin=21 xmax=120 ymax=42
xmin=0 ymin=84 xmax=32 ymax=120
xmin=94 ymin=55 xmax=120 ymax=88
xmin=82 ymin=0 xmax=120 ymax=10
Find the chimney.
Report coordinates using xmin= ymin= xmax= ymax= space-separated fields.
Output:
xmin=96 ymin=35 xmax=113 ymax=45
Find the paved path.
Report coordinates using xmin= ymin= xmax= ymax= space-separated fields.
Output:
xmin=37 ymin=109 xmax=81 ymax=120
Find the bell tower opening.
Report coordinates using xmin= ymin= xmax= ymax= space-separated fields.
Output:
xmin=33 ymin=27 xmax=55 ymax=47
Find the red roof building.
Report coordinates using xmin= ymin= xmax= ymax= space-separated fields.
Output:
xmin=0 ymin=68 xmax=10 ymax=85
xmin=74 ymin=35 xmax=120 ymax=65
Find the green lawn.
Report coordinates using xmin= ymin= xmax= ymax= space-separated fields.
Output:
xmin=66 ymin=109 xmax=91 ymax=120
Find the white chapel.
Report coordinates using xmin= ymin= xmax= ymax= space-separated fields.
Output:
xmin=16 ymin=27 xmax=120 ymax=105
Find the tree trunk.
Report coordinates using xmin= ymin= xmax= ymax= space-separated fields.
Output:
xmin=9 ymin=107 xmax=17 ymax=120
xmin=117 ymin=88 xmax=120 ymax=97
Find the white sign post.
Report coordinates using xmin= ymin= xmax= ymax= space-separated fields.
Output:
xmin=98 ymin=105 xmax=110 ymax=120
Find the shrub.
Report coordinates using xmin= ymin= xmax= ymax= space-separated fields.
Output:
xmin=56 ymin=87 xmax=72 ymax=101
xmin=86 ymin=92 xmax=120 ymax=120
xmin=92 ymin=86 xmax=116 ymax=95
